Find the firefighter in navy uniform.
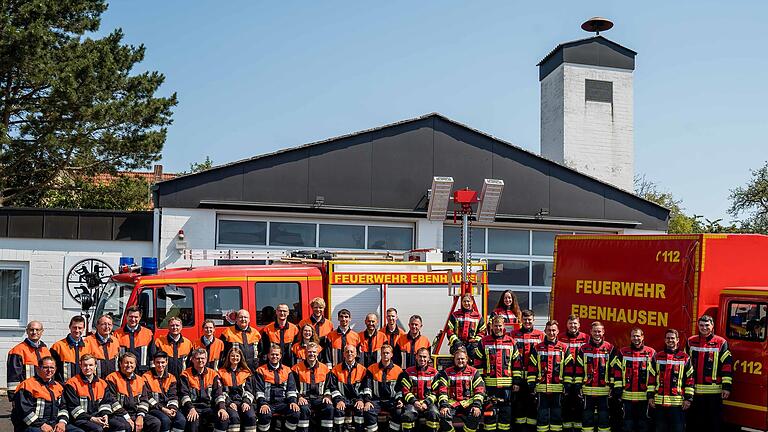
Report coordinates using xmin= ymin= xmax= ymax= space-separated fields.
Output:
xmin=395 ymin=315 xmax=431 ymax=370
xmin=11 ymin=356 xmax=80 ymax=432
xmin=153 ymin=317 xmax=193 ymax=377
xmin=446 ymin=293 xmax=485 ymax=367
xmin=63 ymin=354 xmax=130 ymax=432
xmin=326 ymin=344 xmax=372 ymax=432
xmin=84 ymin=315 xmax=120 ymax=379
xmin=178 ymin=348 xmax=229 ymax=432
xmin=50 ymin=316 xmax=88 ymax=383
xmin=359 ymin=313 xmax=387 ymax=367
xmin=648 ymin=329 xmax=694 ymax=432
xmin=261 ymin=303 xmax=301 ymax=367
xmin=113 ymin=306 xmax=156 ymax=374
xmin=143 ymin=351 xmax=186 ymax=432
xmin=574 ymin=321 xmax=617 ymax=432
xmin=558 ymin=315 xmax=589 ymax=432
xmin=6 ymin=321 xmax=51 ymax=402
xmin=380 ymin=308 xmax=406 ymax=366
xmin=194 ymin=320 xmax=225 ymax=370
xmin=399 ymin=347 xmax=440 ymax=432
xmin=105 ymin=353 xmax=162 ymax=432
xmin=218 ymin=347 xmax=258 ymax=432
xmin=365 ymin=344 xmax=408 ymax=432
xmin=527 ymin=320 xmax=573 ymax=432
xmin=615 ymin=328 xmax=655 ymax=432
xmin=434 ymin=347 xmax=485 ymax=432
xmin=686 ymin=314 xmax=733 ymax=432
xmin=253 ymin=344 xmax=300 ymax=431
xmin=473 ymin=315 xmax=522 ymax=432
xmin=220 ymin=309 xmax=262 ymax=372
xmin=510 ymin=309 xmax=544 ymax=431
xmin=292 ymin=342 xmax=334 ymax=432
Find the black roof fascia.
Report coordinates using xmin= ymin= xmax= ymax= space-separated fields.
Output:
xmin=0 ymin=207 xmax=153 ymax=241
xmin=538 ymin=36 xmax=636 ymax=81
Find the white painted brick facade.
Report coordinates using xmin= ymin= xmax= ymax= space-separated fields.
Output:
xmin=541 ymin=63 xmax=634 ymax=191
xmin=157 ymin=208 xmax=217 ymax=268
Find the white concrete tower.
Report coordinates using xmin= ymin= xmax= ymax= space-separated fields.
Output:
xmin=539 ymin=21 xmax=636 ymax=191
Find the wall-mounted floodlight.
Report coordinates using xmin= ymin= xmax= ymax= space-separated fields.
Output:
xmin=427 ymin=176 xmax=454 ymax=221
xmin=476 ymin=179 xmax=504 ymax=223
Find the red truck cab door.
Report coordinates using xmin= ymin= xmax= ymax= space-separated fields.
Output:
xmin=135 ymin=283 xmax=197 ymax=339
xmin=720 ymin=292 xmax=768 ymax=430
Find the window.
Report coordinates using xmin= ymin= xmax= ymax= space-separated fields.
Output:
xmin=255 ymin=282 xmax=301 ymax=326
xmin=204 ymin=287 xmax=242 ymax=326
xmin=488 ymin=229 xmax=529 ymax=255
xmin=727 ymin=301 xmax=767 ymax=341
xmin=367 ymin=226 xmax=413 ymax=250
xmin=532 ymin=261 xmax=553 ymax=287
xmin=270 ymin=222 xmax=316 ymax=247
xmin=219 ymin=220 xmax=266 ymax=245
xmin=532 ymin=292 xmax=551 ymax=319
xmin=320 ymin=224 xmax=365 ymax=249
xmin=585 ymin=79 xmax=613 ymax=104
xmin=533 ymin=231 xmax=572 ymax=256
xmin=488 ymin=260 xmax=529 ymax=286
xmin=443 ymin=226 xmax=485 ymax=253
xmin=137 ymin=289 xmax=155 ymax=330
xmin=156 ymin=286 xmax=195 ymax=329
xmin=0 ymin=262 xmax=28 ymax=326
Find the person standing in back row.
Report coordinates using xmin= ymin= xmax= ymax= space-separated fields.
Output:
xmin=154 ymin=316 xmax=193 ymax=377
xmin=261 ymin=303 xmax=300 ymax=367
xmin=380 ymin=308 xmax=406 ymax=366
xmin=221 ymin=309 xmax=261 ymax=371
xmin=510 ymin=309 xmax=544 ymax=431
xmin=395 ymin=315 xmax=431 ymax=370
xmin=298 ymin=297 xmax=334 ymax=344
xmin=488 ymin=290 xmax=522 ymax=334
xmin=84 ymin=315 xmax=120 ymax=379
xmin=324 ymin=309 xmax=360 ymax=367
xmin=574 ymin=321 xmax=617 ymax=432
xmin=648 ymin=329 xmax=694 ymax=432
xmin=558 ymin=315 xmax=588 ymax=432
xmin=615 ymin=328 xmax=655 ymax=432
xmin=50 ymin=316 xmax=87 ymax=383
xmin=194 ymin=319 xmax=225 ymax=370
xmin=114 ymin=305 xmax=156 ymax=374
xmin=358 ymin=313 xmax=387 ymax=367
xmin=6 ymin=320 xmax=51 ymax=402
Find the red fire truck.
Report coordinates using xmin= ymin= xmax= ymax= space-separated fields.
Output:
xmin=550 ymin=234 xmax=768 ymax=431
xmin=92 ymin=249 xmax=486 ymax=356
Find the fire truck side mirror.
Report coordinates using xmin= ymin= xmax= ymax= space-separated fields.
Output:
xmin=162 ymin=284 xmax=187 ymax=300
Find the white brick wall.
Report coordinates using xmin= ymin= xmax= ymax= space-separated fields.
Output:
xmin=0 ymin=238 xmax=151 ymax=388
xmin=541 ymin=63 xmax=634 ymax=191
xmin=158 ymin=208 xmax=217 ymax=268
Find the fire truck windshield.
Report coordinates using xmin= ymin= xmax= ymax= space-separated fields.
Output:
xmin=93 ymin=279 xmax=135 ymax=329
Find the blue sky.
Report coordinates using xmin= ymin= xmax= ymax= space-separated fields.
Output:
xmin=99 ymin=1 xmax=767 ymax=222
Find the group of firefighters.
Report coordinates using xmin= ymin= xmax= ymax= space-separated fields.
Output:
xmin=6 ymin=290 xmax=733 ymax=432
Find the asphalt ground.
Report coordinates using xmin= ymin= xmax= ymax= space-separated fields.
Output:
xmin=0 ymin=394 xmax=12 ymax=430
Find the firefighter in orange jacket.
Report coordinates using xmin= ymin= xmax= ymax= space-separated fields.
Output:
xmin=365 ymin=344 xmax=408 ymax=432
xmin=399 ymin=347 xmax=440 ymax=432
xmin=220 ymin=309 xmax=261 ymax=372
xmin=292 ymin=342 xmax=334 ymax=432
xmin=6 ymin=320 xmax=51 ymax=402
xmin=324 ymin=309 xmax=360 ymax=367
xmin=528 ymin=320 xmax=573 ymax=432
xmin=574 ymin=321 xmax=617 ymax=432
xmin=218 ymin=347 xmax=257 ymax=432
xmin=260 ymin=303 xmax=300 ymax=366
xmin=510 ymin=309 xmax=544 ymax=430
xmin=11 ymin=356 xmax=77 ymax=432
xmin=380 ymin=308 xmax=406 ymax=365
xmin=178 ymin=348 xmax=229 ymax=432
xmin=686 ymin=314 xmax=733 ymax=432
xmin=194 ymin=319 xmax=225 ymax=370
xmin=253 ymin=344 xmax=300 ymax=431
xmin=84 ymin=315 xmax=120 ymax=379
xmin=63 ymin=354 xmax=131 ymax=432
xmin=558 ymin=315 xmax=589 ymax=432
xmin=395 ymin=315 xmax=431 ymax=370
xmin=446 ymin=293 xmax=485 ymax=366
xmin=326 ymin=344 xmax=371 ymax=432
xmin=105 ymin=353 xmax=162 ymax=432
xmin=50 ymin=316 xmax=88 ymax=383
xmin=359 ymin=313 xmax=387 ymax=367
xmin=615 ymin=328 xmax=655 ymax=432
xmin=113 ymin=306 xmax=156 ymax=374
xmin=153 ymin=317 xmax=193 ymax=377
xmin=298 ymin=297 xmax=334 ymax=342
xmin=648 ymin=329 xmax=694 ymax=432
xmin=474 ymin=315 xmax=522 ymax=432
xmin=143 ymin=351 xmax=186 ymax=432
xmin=434 ymin=347 xmax=485 ymax=432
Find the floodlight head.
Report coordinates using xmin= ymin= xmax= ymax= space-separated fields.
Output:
xmin=476 ymin=179 xmax=504 ymax=222
xmin=427 ymin=176 xmax=454 ymax=221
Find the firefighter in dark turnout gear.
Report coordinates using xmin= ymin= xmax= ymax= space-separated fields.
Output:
xmin=178 ymin=349 xmax=229 ymax=432
xmin=11 ymin=356 xmax=79 ymax=432
xmin=292 ymin=342 xmax=334 ymax=432
xmin=326 ymin=344 xmax=372 ymax=432
xmin=261 ymin=303 xmax=300 ymax=367
xmin=194 ymin=320 xmax=225 ymax=370
xmin=324 ymin=309 xmax=360 ymax=367
xmin=474 ymin=315 xmax=522 ymax=432
xmin=218 ymin=347 xmax=257 ymax=432
xmin=365 ymin=344 xmax=408 ymax=432
xmin=380 ymin=308 xmax=406 ymax=366
xmin=359 ymin=313 xmax=387 ymax=367
xmin=615 ymin=328 xmax=655 ymax=432
xmin=487 ymin=290 xmax=522 ymax=334
xmin=253 ymin=344 xmax=300 ymax=431
xmin=446 ymin=294 xmax=485 ymax=366
xmin=7 ymin=321 xmax=51 ymax=402
xmin=574 ymin=321 xmax=617 ymax=432
xmin=220 ymin=309 xmax=262 ymax=372
xmin=105 ymin=353 xmax=162 ymax=432
xmin=395 ymin=315 xmax=431 ymax=370
xmin=84 ymin=315 xmax=120 ymax=380
xmin=648 ymin=329 xmax=694 ymax=432
xmin=528 ymin=320 xmax=573 ymax=432
xmin=686 ymin=314 xmax=733 ymax=432
xmin=143 ymin=352 xmax=185 ymax=432
xmin=153 ymin=317 xmax=193 ymax=378
xmin=113 ymin=306 xmax=156 ymax=374
xmin=50 ymin=316 xmax=87 ymax=383
xmin=510 ymin=309 xmax=544 ymax=430
xmin=558 ymin=315 xmax=589 ymax=432
xmin=434 ymin=347 xmax=485 ymax=432
xmin=399 ymin=347 xmax=440 ymax=432
xmin=63 ymin=354 xmax=131 ymax=432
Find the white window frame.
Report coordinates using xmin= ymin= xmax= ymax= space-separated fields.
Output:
xmin=0 ymin=261 xmax=29 ymax=328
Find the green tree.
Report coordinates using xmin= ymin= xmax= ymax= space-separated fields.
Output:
xmin=0 ymin=0 xmax=177 ymax=207
xmin=728 ymin=162 xmax=768 ymax=234
xmin=179 ymin=155 xmax=213 ymax=175
xmin=41 ymin=175 xmax=151 ymax=210
xmin=634 ymin=174 xmax=699 ymax=233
